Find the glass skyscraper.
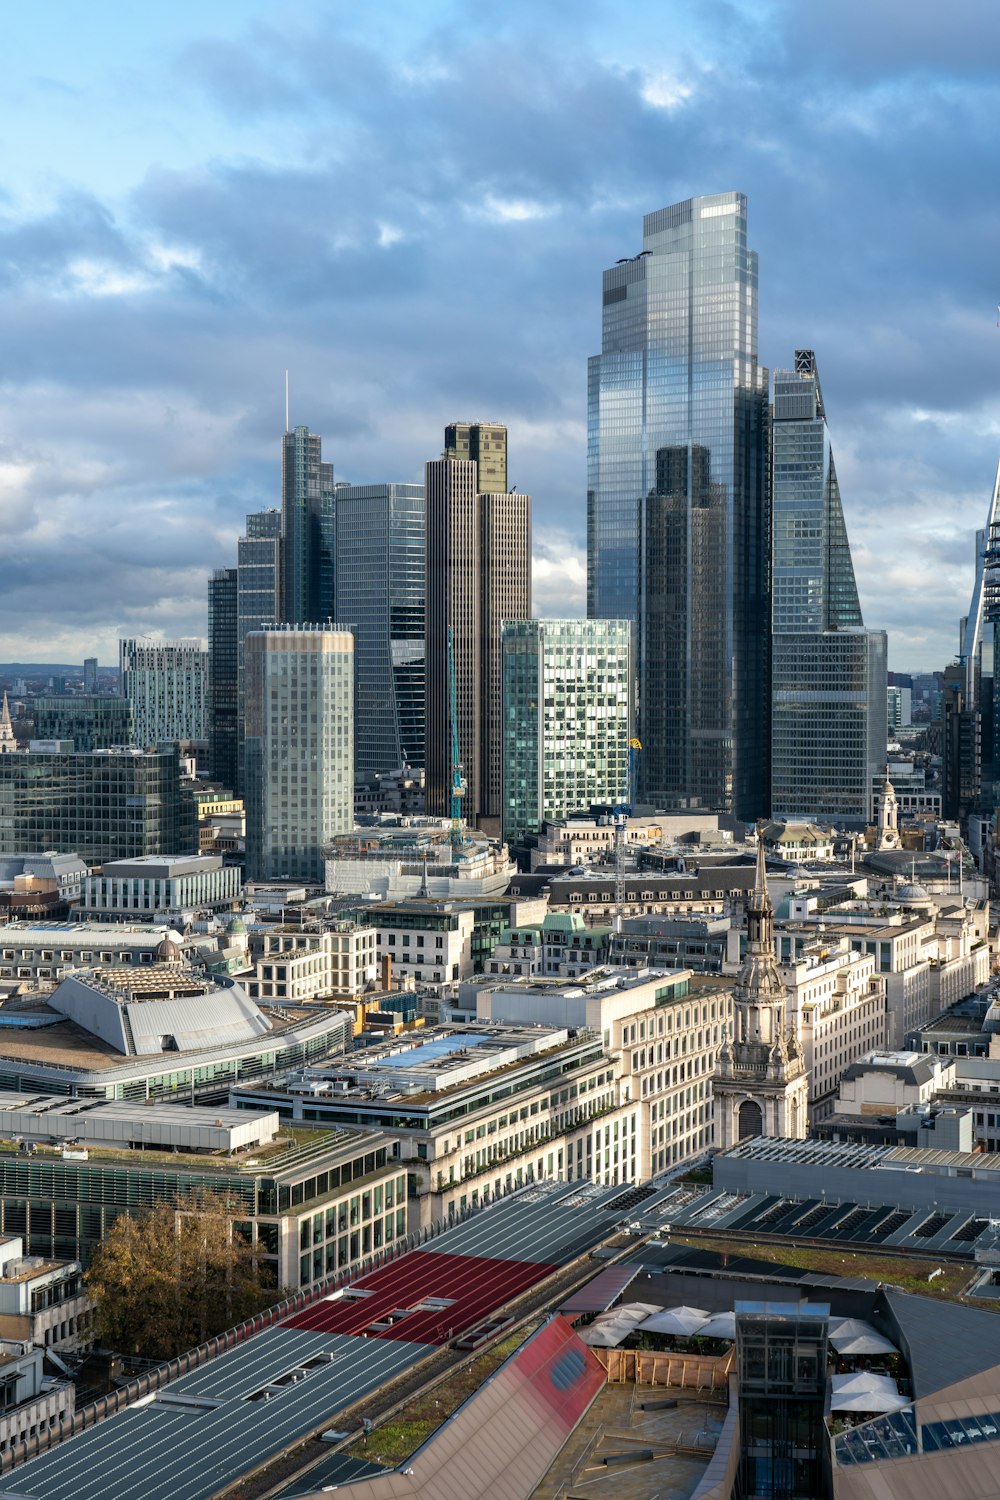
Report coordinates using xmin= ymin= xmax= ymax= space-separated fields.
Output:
xmin=207 ymin=567 xmax=239 ymax=788
xmin=236 ymin=509 xmax=282 ymax=793
xmin=501 ymin=619 xmax=631 ymax=846
xmin=587 ymin=192 xmax=770 ymax=818
xmin=281 ymin=425 xmax=335 ymax=626
xmin=334 ymin=483 xmax=426 ymax=776
xmin=770 ymin=351 xmax=887 ymax=825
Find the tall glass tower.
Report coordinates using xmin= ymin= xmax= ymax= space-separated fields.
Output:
xmin=587 ymin=192 xmax=770 ymax=818
xmin=281 ymin=426 xmax=336 ymax=626
xmin=334 ymin=483 xmax=426 ymax=776
xmin=770 ymin=351 xmax=887 ymax=825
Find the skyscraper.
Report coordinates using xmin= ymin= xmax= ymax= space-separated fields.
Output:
xmin=236 ymin=509 xmax=283 ymax=793
xmin=769 ymin=351 xmax=887 ymax=825
xmin=334 ymin=483 xmax=425 ymax=776
xmin=119 ymin=638 xmax=209 ymax=745
xmin=444 ymin=422 xmax=507 ymax=493
xmin=207 ymin=567 xmax=239 ymax=788
xmin=244 ymin=626 xmax=354 ymax=883
xmin=501 ymin=619 xmax=632 ymax=847
xmin=83 ymin=657 xmax=98 ymax=693
xmin=587 ymin=192 xmax=770 ymax=818
xmin=424 ymin=429 xmax=530 ymax=828
xmin=280 ymin=426 xmax=336 ymax=626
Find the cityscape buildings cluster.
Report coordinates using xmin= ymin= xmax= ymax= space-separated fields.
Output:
xmin=1 ymin=187 xmax=1000 ymax=1500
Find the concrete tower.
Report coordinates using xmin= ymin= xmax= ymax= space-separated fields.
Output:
xmin=714 ymin=835 xmax=808 ymax=1148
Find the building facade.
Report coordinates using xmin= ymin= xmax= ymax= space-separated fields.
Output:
xmin=30 ymin=696 xmax=132 ymax=752
xmin=770 ymin=351 xmax=888 ymax=825
xmin=424 ymin=431 xmax=531 ymax=827
xmin=0 ymin=746 xmax=186 ymax=863
xmin=588 ymin=192 xmax=770 ymax=819
xmin=500 ymin=618 xmax=632 ymax=847
xmin=207 ymin=567 xmax=239 ymax=789
xmin=334 ymin=483 xmax=426 ymax=776
xmin=280 ymin=425 xmax=335 ymax=628
xmin=244 ymin=626 xmax=354 ymax=884
xmin=235 ymin=507 xmax=283 ymax=795
xmin=119 ymin=638 xmax=209 ymax=745
xmin=78 ymin=854 xmax=242 ymax=923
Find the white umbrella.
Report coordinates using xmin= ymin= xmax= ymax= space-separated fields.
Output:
xmin=831 ymin=1372 xmax=906 ymax=1413
xmin=580 ymin=1302 xmax=662 ymax=1347
xmin=640 ymin=1306 xmax=711 ymax=1337
xmin=828 ymin=1319 xmax=897 ymax=1356
xmin=700 ymin=1311 xmax=737 ymax=1340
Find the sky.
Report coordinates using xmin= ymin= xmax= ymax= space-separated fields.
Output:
xmin=0 ymin=0 xmax=998 ymax=670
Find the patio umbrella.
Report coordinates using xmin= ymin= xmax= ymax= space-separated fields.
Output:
xmin=831 ymin=1372 xmax=907 ymax=1413
xmin=639 ymin=1306 xmax=711 ymax=1337
xmin=700 ymin=1311 xmax=737 ymax=1340
xmin=833 ymin=1330 xmax=899 ymax=1356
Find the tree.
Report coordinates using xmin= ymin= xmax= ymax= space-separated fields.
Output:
xmin=85 ymin=1193 xmax=277 ymax=1361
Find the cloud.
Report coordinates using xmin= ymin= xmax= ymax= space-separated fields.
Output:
xmin=0 ymin=0 xmax=996 ymax=674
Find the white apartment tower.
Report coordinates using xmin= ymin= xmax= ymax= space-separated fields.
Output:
xmin=119 ymin=638 xmax=208 ymax=744
xmin=244 ymin=626 xmax=354 ymax=884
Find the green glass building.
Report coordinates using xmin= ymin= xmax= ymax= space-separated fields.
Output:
xmin=501 ymin=619 xmax=632 ymax=847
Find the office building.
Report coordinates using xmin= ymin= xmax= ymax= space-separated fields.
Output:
xmin=444 ymin=420 xmax=507 ymax=492
xmin=0 ymin=745 xmax=186 ymax=863
xmin=244 ymin=922 xmax=378 ymax=1004
xmin=326 ymin=823 xmax=515 ymax=900
xmin=30 ymin=694 xmax=132 ymax=752
xmin=425 ymin=433 xmax=531 ymax=826
xmin=501 ymin=618 xmax=632 ymax=846
xmin=82 ymin=657 xmax=98 ymax=692
xmin=236 ymin=508 xmax=282 ymax=794
xmin=0 ymin=1093 xmax=404 ymax=1291
xmin=207 ymin=566 xmax=239 ymax=788
xmin=588 ymin=192 xmax=770 ymax=818
xmin=334 ymin=482 xmax=426 ymax=775
xmin=78 ymin=853 xmax=242 ymax=924
xmin=770 ymin=351 xmax=888 ymax=825
xmin=280 ymin=425 xmax=335 ymax=627
xmin=119 ymin=638 xmax=209 ymax=745
xmin=244 ymin=626 xmax=354 ymax=884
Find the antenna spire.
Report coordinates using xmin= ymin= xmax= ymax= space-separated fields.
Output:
xmin=284 ymin=370 xmax=289 ymax=433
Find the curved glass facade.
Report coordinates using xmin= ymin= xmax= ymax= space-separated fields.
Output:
xmin=587 ymin=193 xmax=770 ymax=818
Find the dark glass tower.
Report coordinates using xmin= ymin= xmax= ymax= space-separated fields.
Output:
xmin=588 ymin=192 xmax=770 ymax=818
xmin=236 ymin=509 xmax=282 ymax=793
xmin=770 ymin=351 xmax=887 ymax=825
xmin=334 ymin=483 xmax=426 ymax=776
xmin=207 ymin=567 xmax=239 ymax=788
xmin=281 ymin=426 xmax=335 ymax=626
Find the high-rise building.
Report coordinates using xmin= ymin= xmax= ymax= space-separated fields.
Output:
xmin=82 ymin=657 xmax=98 ymax=693
xmin=119 ymin=638 xmax=209 ymax=745
xmin=236 ymin=509 xmax=283 ymax=795
xmin=424 ymin=436 xmax=530 ymax=828
xmin=588 ymin=192 xmax=770 ymax=818
xmin=0 ymin=745 xmax=186 ymax=862
xmin=770 ymin=351 xmax=887 ymax=826
xmin=444 ymin=422 xmax=507 ymax=493
xmin=280 ymin=426 xmax=336 ymax=627
xmin=32 ymin=695 xmax=133 ymax=751
xmin=501 ymin=619 xmax=632 ymax=847
xmin=334 ymin=483 xmax=425 ymax=776
xmin=244 ymin=626 xmax=354 ymax=884
xmin=207 ymin=568 xmax=239 ymax=788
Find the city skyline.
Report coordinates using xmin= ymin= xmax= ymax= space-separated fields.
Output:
xmin=0 ymin=1 xmax=998 ymax=669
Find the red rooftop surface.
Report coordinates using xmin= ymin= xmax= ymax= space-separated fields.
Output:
xmin=283 ymin=1249 xmax=558 ymax=1345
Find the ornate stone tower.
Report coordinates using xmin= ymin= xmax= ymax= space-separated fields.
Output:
xmin=876 ymin=766 xmax=901 ymax=850
xmin=714 ymin=833 xmax=808 ymax=1148
xmin=0 ymin=694 xmax=15 ymax=754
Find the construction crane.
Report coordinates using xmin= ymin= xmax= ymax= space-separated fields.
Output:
xmin=447 ymin=626 xmax=466 ymax=850
xmin=612 ymin=738 xmax=642 ymax=932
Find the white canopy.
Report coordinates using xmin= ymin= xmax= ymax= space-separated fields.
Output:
xmin=578 ymin=1302 xmax=662 ymax=1348
xmin=829 ymin=1319 xmax=898 ymax=1356
xmin=830 ymin=1372 xmax=907 ymax=1413
xmin=700 ymin=1311 xmax=737 ymax=1340
xmin=639 ymin=1306 xmax=711 ymax=1337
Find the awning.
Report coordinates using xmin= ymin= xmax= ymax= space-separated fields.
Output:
xmin=560 ymin=1265 xmax=642 ymax=1316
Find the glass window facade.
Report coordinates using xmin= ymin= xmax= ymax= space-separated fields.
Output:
xmin=501 ymin=619 xmax=632 ymax=845
xmin=587 ymin=193 xmax=770 ymax=818
xmin=208 ymin=567 xmax=239 ymax=788
xmin=770 ymin=352 xmax=887 ymax=824
xmin=334 ymin=483 xmax=426 ymax=776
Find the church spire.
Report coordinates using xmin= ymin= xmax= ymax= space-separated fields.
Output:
xmin=0 ymin=693 xmax=15 ymax=754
